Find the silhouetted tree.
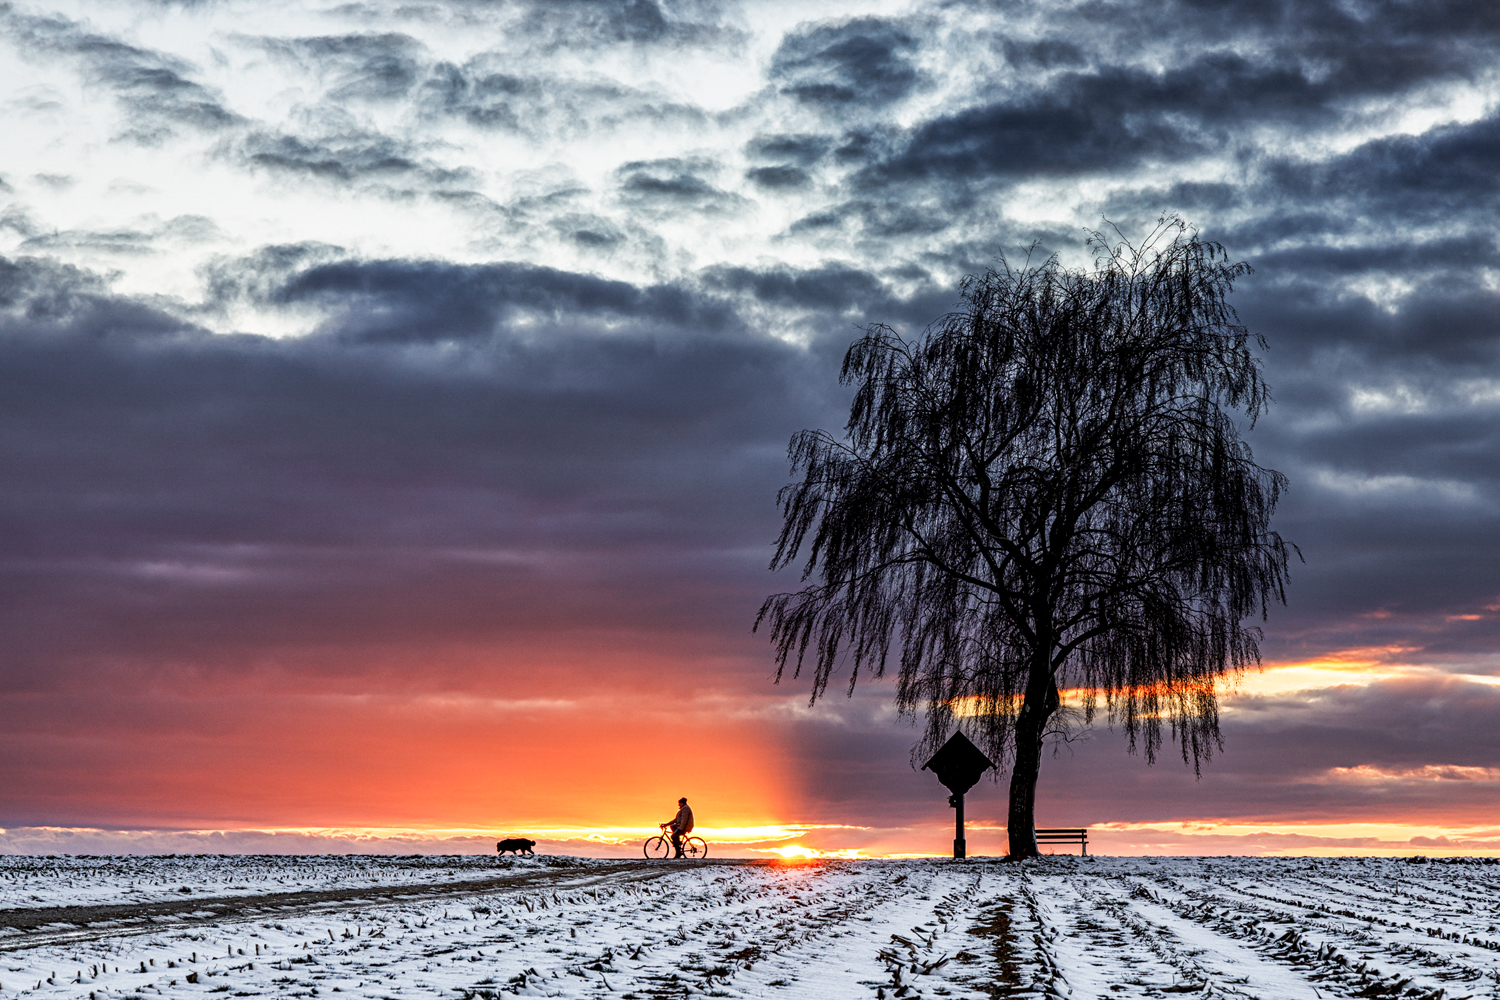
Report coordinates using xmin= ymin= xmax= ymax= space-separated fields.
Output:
xmin=757 ymin=221 xmax=1294 ymax=858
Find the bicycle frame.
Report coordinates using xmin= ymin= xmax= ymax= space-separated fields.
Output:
xmin=644 ymin=825 xmax=707 ymax=860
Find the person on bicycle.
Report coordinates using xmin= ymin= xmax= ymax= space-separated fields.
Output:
xmin=663 ymin=797 xmax=694 ymax=858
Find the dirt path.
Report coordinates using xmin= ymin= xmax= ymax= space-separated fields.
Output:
xmin=0 ymin=859 xmax=756 ymax=954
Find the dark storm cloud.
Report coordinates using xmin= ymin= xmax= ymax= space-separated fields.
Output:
xmin=0 ymin=251 xmax=871 ymax=681
xmin=199 ymin=241 xmax=349 ymax=307
xmin=551 ymin=214 xmax=628 ymax=250
xmin=274 ymin=258 xmax=743 ymax=342
xmin=700 ymin=261 xmax=953 ymax=334
xmin=769 ymin=16 xmax=921 ymax=108
xmin=785 ymin=211 xmax=844 ymax=236
xmin=826 ymin=195 xmax=958 ymax=241
xmin=746 ymin=165 xmax=811 ymax=190
xmin=507 ymin=0 xmax=741 ymax=51
xmin=1219 ymin=267 xmax=1500 ymax=665
xmin=1106 ymin=110 xmax=1500 ymax=275
xmin=617 ymin=159 xmax=747 ymax=215
xmin=1019 ymin=0 xmax=1500 ymax=96
xmin=861 ymin=56 xmax=1308 ymax=185
xmin=700 ymin=263 xmax=887 ymax=314
xmin=1259 ymin=114 xmax=1500 ymax=223
xmin=746 ymin=134 xmax=833 ymax=167
xmin=1244 ymin=234 xmax=1500 ymax=283
xmin=0 ymin=254 xmax=190 ymax=336
xmin=1244 ymin=270 xmax=1500 ymax=366
xmin=850 ymin=0 xmax=1500 ymax=192
xmin=2 ymin=7 xmax=241 ymax=141
xmin=1122 ymin=180 xmax=1243 ymax=211
xmin=998 ymin=38 xmax=1086 ymax=71
xmin=600 ymin=0 xmax=668 ymax=44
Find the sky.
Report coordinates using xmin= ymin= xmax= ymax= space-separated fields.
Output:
xmin=2 ymin=0 xmax=1499 ymax=859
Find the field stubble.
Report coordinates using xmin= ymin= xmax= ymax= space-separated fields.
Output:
xmin=1 ymin=855 xmax=1499 ymax=999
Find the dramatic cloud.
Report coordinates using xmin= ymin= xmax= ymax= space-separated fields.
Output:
xmin=2 ymin=0 xmax=1498 ymax=855
xmin=770 ymin=16 xmax=922 ymax=108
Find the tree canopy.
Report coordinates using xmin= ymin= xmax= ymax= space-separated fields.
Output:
xmin=757 ymin=221 xmax=1294 ymax=857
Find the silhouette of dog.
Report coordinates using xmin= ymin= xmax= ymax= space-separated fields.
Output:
xmin=497 ymin=838 xmax=537 ymax=856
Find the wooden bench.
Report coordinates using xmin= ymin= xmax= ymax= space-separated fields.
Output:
xmin=1035 ymin=828 xmax=1089 ymax=856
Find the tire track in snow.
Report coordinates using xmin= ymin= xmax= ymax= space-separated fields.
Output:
xmin=1022 ymin=870 xmax=1200 ymax=998
xmin=0 ymin=861 xmax=686 ymax=955
xmin=607 ymin=863 xmax=1024 ymax=998
xmin=6 ymin=857 xmax=1500 ymax=999
xmin=1132 ymin=867 xmax=1500 ymax=1000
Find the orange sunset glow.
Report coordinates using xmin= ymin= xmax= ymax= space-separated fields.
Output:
xmin=5 ymin=635 xmax=1499 ymax=857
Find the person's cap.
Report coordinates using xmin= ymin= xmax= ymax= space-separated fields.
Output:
xmin=678 ymin=797 xmax=687 ymax=803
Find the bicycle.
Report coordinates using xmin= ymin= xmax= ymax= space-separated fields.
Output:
xmin=644 ymin=824 xmax=707 ymax=860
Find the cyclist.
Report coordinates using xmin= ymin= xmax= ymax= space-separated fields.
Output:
xmin=662 ymin=797 xmax=694 ymax=858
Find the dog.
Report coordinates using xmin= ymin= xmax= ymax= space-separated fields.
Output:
xmin=497 ymin=838 xmax=537 ymax=856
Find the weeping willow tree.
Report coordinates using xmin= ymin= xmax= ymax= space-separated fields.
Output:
xmin=756 ymin=221 xmax=1294 ymax=858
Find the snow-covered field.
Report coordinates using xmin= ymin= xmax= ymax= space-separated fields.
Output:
xmin=0 ymin=855 xmax=515 ymax=911
xmin=3 ymin=855 xmax=1500 ymax=999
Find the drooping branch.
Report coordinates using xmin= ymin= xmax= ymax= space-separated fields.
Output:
xmin=758 ymin=219 xmax=1294 ymax=853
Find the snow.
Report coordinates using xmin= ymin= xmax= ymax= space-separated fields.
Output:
xmin=0 ymin=855 xmax=564 ymax=911
xmin=3 ymin=855 xmax=1500 ymax=998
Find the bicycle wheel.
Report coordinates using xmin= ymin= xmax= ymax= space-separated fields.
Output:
xmin=681 ymin=836 xmax=708 ymax=859
xmin=644 ymin=836 xmax=672 ymax=859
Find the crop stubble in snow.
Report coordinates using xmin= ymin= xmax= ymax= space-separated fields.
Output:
xmin=2 ymin=856 xmax=1500 ymax=999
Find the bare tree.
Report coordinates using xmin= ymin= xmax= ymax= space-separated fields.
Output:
xmin=757 ymin=221 xmax=1294 ymax=858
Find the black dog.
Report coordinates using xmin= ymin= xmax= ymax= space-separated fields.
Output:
xmin=497 ymin=838 xmax=537 ymax=856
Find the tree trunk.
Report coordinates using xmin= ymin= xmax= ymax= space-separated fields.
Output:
xmin=1006 ymin=660 xmax=1060 ymax=859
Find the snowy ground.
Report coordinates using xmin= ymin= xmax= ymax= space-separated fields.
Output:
xmin=0 ymin=856 xmax=526 ymax=910
xmin=3 ymin=855 xmax=1500 ymax=999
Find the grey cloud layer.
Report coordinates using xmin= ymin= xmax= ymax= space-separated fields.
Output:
xmin=782 ymin=675 xmax=1500 ymax=830
xmin=0 ymin=250 xmax=864 ymax=685
xmin=770 ymin=16 xmax=921 ymax=108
